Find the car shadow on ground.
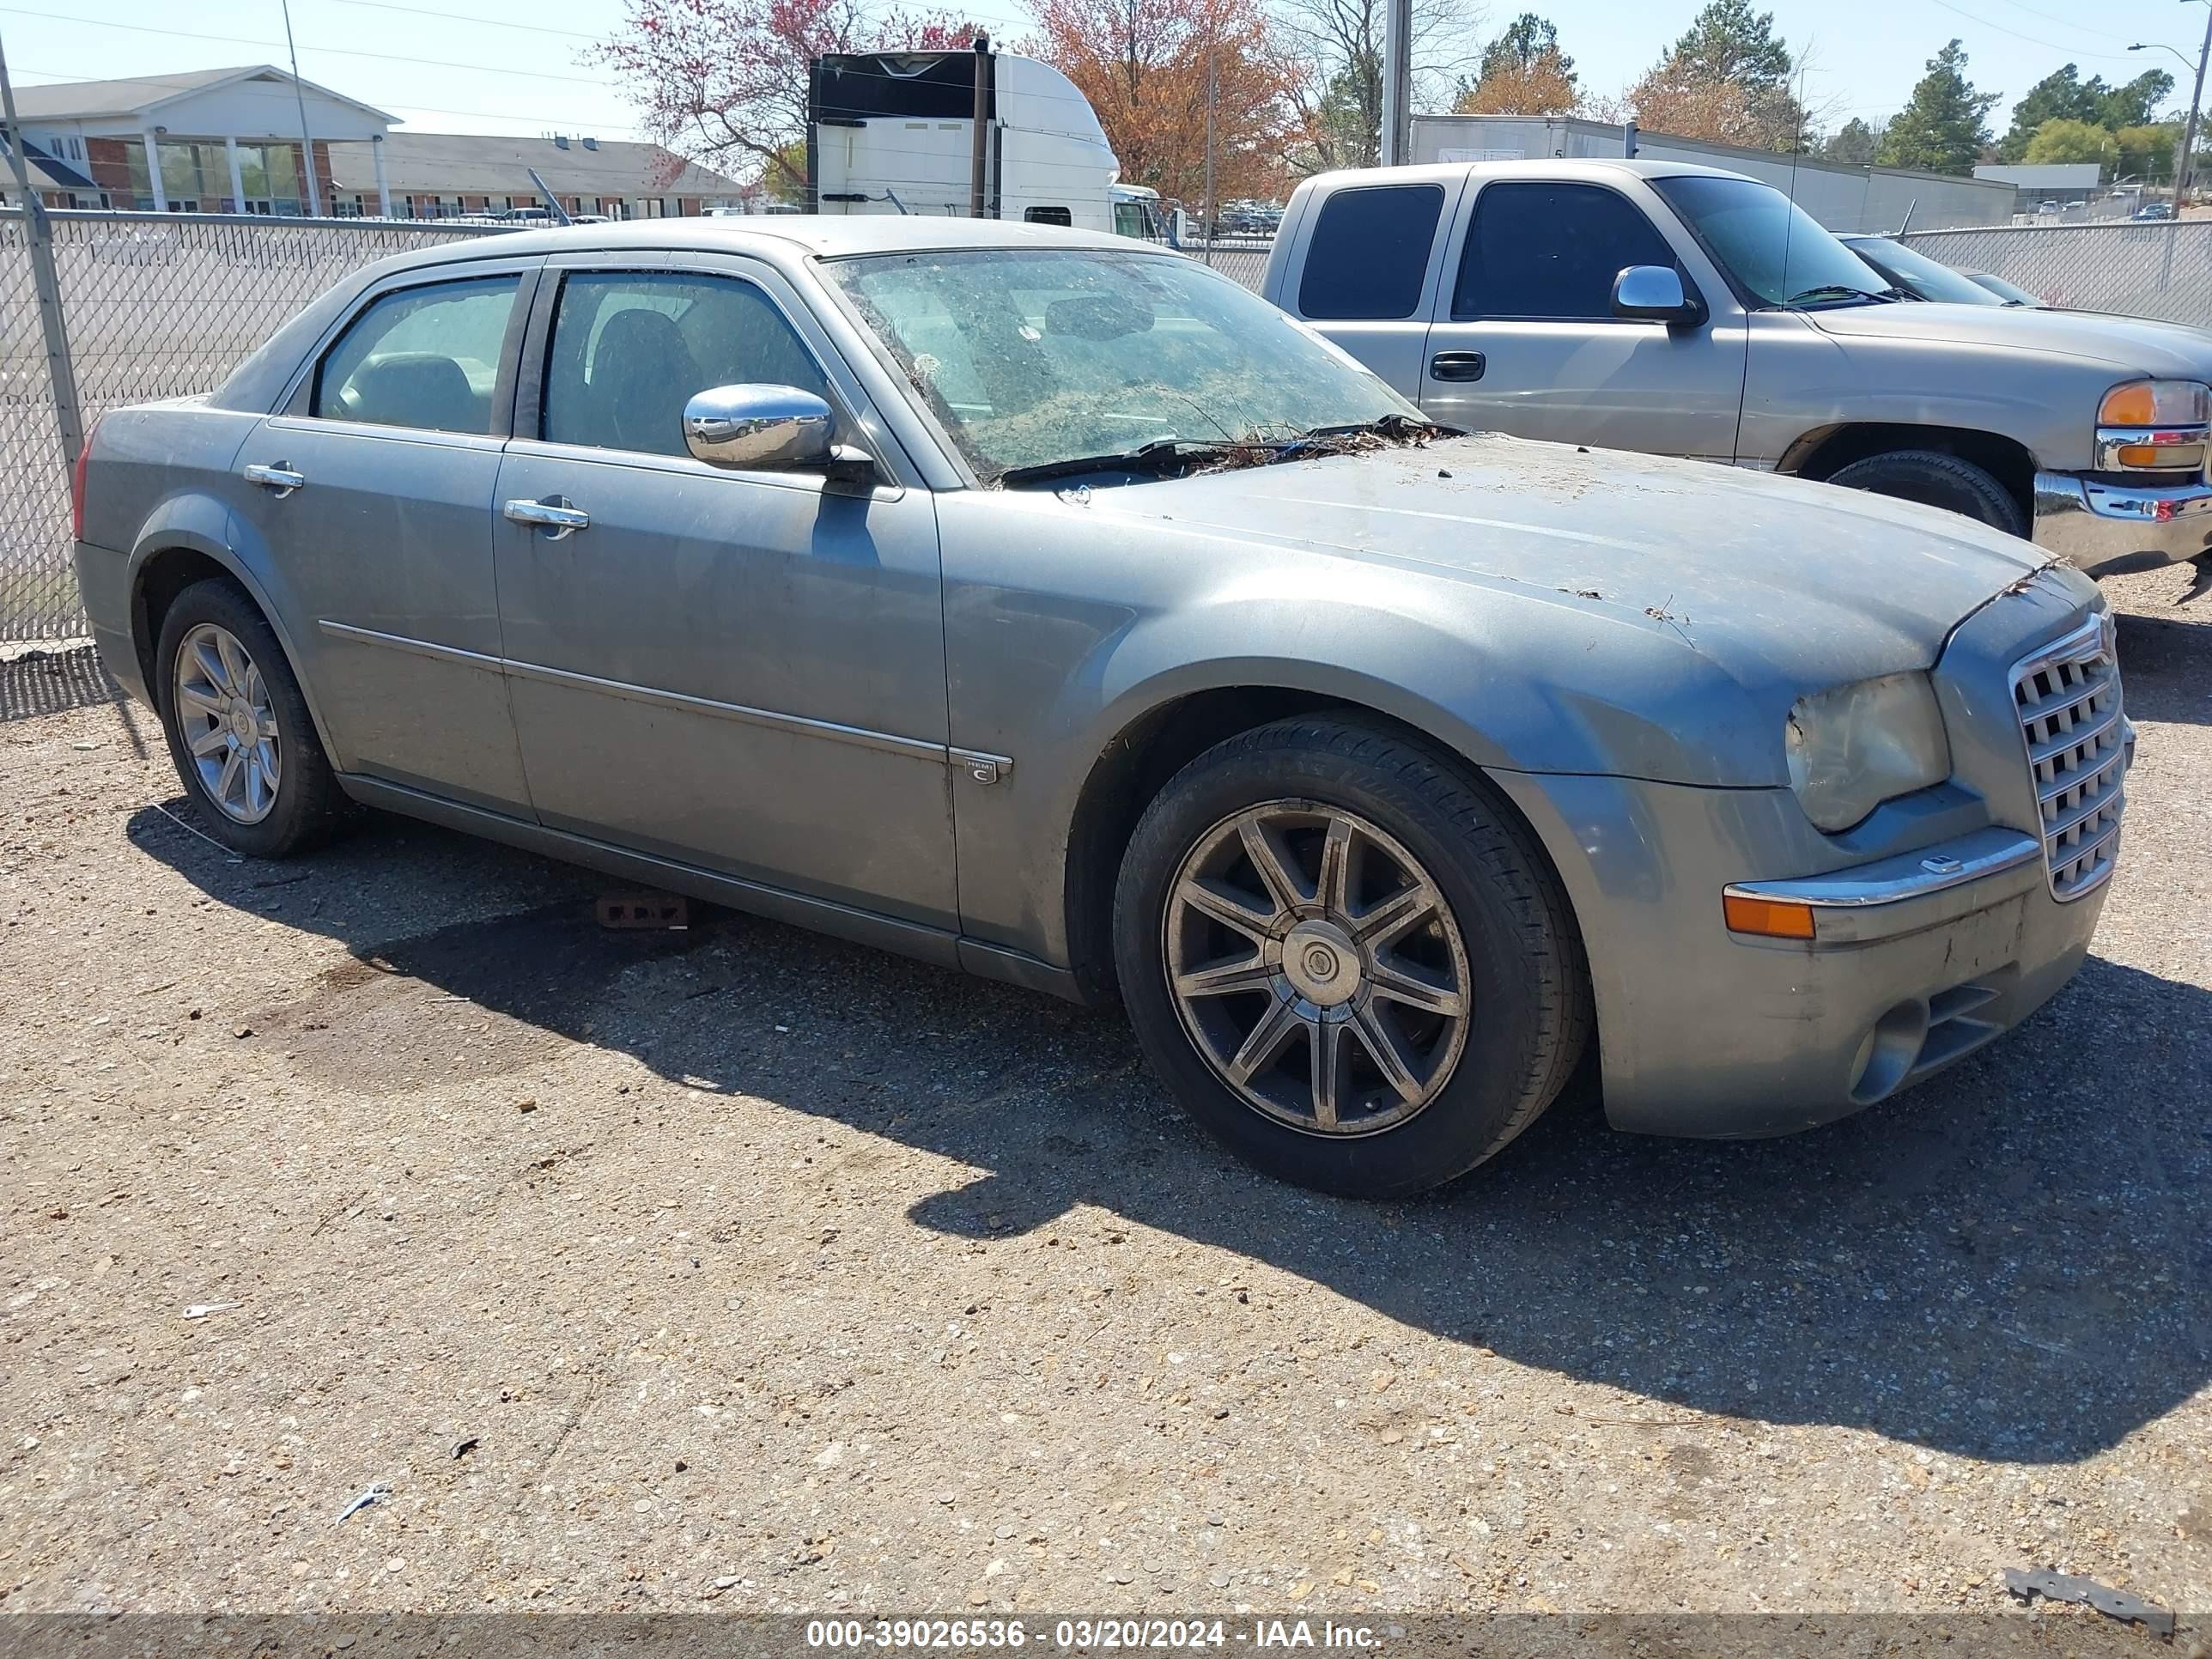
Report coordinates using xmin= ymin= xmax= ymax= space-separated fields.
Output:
xmin=131 ymin=798 xmax=2210 ymax=1470
xmin=2117 ymin=608 xmax=2212 ymax=726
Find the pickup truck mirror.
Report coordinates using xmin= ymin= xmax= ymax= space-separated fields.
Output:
xmin=684 ymin=384 xmax=873 ymax=487
xmin=1611 ymin=265 xmax=1703 ymax=327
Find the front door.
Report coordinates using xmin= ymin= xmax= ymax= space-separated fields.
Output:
xmin=1418 ymin=179 xmax=1747 ymax=463
xmin=227 ymin=262 xmax=538 ymax=813
xmin=490 ymin=253 xmax=957 ymax=930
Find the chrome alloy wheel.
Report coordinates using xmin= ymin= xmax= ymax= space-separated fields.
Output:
xmin=173 ymin=623 xmax=281 ymax=824
xmin=1163 ymin=801 xmax=1472 ymax=1136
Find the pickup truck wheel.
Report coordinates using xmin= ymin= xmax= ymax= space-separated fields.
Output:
xmin=155 ymin=578 xmax=350 ymax=859
xmin=1112 ymin=717 xmax=1589 ymax=1199
xmin=1824 ymin=449 xmax=2029 ymax=538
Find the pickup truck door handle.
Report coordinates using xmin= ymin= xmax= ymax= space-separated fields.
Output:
xmin=1429 ymin=351 xmax=1486 ymax=383
xmin=243 ymin=462 xmax=305 ymax=496
xmin=503 ymin=496 xmax=590 ymax=541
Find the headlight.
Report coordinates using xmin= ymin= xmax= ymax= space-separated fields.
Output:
xmin=2097 ymin=380 xmax=2210 ymax=426
xmin=1784 ymin=672 xmax=1952 ymax=833
xmin=2098 ymin=380 xmax=2211 ymax=471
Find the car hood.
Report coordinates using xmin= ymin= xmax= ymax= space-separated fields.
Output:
xmin=1807 ymin=297 xmax=2212 ymax=375
xmin=1088 ymin=433 xmax=2050 ymax=693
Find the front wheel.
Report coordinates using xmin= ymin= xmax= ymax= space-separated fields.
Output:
xmin=1112 ymin=717 xmax=1590 ymax=1199
xmin=1824 ymin=449 xmax=2029 ymax=538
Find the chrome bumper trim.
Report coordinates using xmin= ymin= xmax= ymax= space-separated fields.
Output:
xmin=1724 ymin=826 xmax=2043 ymax=912
xmin=2031 ymin=469 xmax=2212 ymax=577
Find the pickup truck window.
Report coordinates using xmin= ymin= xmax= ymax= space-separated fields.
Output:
xmin=1651 ymin=174 xmax=1894 ymax=309
xmin=1453 ymin=182 xmax=1678 ymax=321
xmin=1297 ymin=184 xmax=1445 ymax=320
xmin=826 ymin=246 xmax=1415 ymax=482
xmin=313 ymin=275 xmax=520 ymax=434
xmin=540 ymin=270 xmax=831 ymax=459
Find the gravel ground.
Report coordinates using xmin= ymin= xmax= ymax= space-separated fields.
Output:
xmin=0 ymin=566 xmax=2207 ymax=1634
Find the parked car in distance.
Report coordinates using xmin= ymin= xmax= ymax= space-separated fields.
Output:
xmin=1263 ymin=160 xmax=2212 ymax=580
xmin=1965 ymin=270 xmax=2045 ymax=307
xmin=1841 ymin=234 xmax=2012 ymax=307
xmin=2134 ymin=201 xmax=2173 ymax=221
xmin=2037 ymin=199 xmax=2063 ymax=218
xmin=75 ymin=217 xmax=2128 ymax=1197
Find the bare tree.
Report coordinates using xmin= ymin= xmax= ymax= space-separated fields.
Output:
xmin=1272 ymin=0 xmax=1483 ymax=173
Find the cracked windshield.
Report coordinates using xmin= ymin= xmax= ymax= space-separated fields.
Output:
xmin=824 ymin=246 xmax=1425 ymax=484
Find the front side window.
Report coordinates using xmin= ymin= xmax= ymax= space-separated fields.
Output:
xmin=540 ymin=270 xmax=831 ymax=458
xmin=1653 ymin=174 xmax=1895 ymax=309
xmin=825 ymin=246 xmax=1419 ymax=482
xmin=313 ymin=275 xmax=520 ymax=434
xmin=1297 ymin=184 xmax=1446 ymax=320
xmin=1455 ymin=182 xmax=1680 ymax=321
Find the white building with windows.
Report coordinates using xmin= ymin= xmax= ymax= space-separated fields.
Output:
xmin=2 ymin=65 xmax=393 ymax=214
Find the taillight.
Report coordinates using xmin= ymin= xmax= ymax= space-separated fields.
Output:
xmin=70 ymin=415 xmax=99 ymax=543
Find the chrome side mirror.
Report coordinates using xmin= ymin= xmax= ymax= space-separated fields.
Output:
xmin=684 ymin=384 xmax=839 ymax=471
xmin=1611 ymin=264 xmax=1702 ymax=325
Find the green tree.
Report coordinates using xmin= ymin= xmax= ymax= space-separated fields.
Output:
xmin=1877 ymin=39 xmax=1999 ymax=174
xmin=2112 ymin=121 xmax=2181 ymax=181
xmin=1638 ymin=0 xmax=1805 ymax=149
xmin=1999 ymin=64 xmax=2100 ymax=161
xmin=2099 ymin=70 xmax=2173 ymax=131
xmin=1479 ymin=12 xmax=1573 ymax=80
xmin=1820 ymin=115 xmax=1881 ymax=165
xmin=2021 ymin=116 xmax=2113 ymax=165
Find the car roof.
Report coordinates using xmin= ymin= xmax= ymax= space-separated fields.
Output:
xmin=397 ymin=213 xmax=1139 ymax=270
xmin=1294 ymin=157 xmax=1759 ymax=191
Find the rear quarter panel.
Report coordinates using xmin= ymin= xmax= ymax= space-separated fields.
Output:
xmin=76 ymin=402 xmax=286 ymax=713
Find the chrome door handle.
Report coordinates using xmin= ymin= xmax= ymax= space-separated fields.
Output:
xmin=1428 ymin=351 xmax=1486 ymax=382
xmin=503 ymin=496 xmax=589 ymax=540
xmin=244 ymin=462 xmax=305 ymax=496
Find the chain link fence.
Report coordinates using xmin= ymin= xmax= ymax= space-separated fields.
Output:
xmin=2 ymin=210 xmax=501 ymax=642
xmin=1899 ymin=220 xmax=2212 ymax=328
xmin=1188 ymin=239 xmax=1273 ymax=294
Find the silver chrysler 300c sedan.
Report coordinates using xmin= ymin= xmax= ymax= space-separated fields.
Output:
xmin=73 ymin=218 xmax=2128 ymax=1197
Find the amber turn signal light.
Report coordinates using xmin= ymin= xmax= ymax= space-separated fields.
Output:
xmin=1723 ymin=893 xmax=1816 ymax=940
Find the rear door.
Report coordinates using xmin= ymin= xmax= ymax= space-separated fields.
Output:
xmin=1419 ymin=179 xmax=1746 ymax=462
xmin=227 ymin=257 xmax=539 ymax=813
xmin=1278 ymin=177 xmax=1461 ymax=395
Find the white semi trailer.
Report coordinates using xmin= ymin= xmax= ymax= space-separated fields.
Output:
xmin=807 ymin=44 xmax=1171 ymax=240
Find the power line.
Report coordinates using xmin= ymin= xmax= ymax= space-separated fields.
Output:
xmin=1922 ymin=0 xmax=2170 ymax=65
xmin=8 ymin=64 xmax=618 ymax=132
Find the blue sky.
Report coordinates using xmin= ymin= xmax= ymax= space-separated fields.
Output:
xmin=0 ymin=0 xmax=2196 ymax=145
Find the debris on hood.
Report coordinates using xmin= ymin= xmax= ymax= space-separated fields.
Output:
xmin=2002 ymin=1566 xmax=2175 ymax=1638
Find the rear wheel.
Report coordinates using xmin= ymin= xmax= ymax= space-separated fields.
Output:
xmin=1825 ymin=448 xmax=2029 ymax=538
xmin=155 ymin=578 xmax=350 ymax=858
xmin=1112 ymin=717 xmax=1590 ymax=1198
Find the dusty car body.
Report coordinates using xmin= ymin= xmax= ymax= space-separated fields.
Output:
xmin=74 ymin=217 xmax=2128 ymax=1196
xmin=1264 ymin=160 xmax=2212 ymax=579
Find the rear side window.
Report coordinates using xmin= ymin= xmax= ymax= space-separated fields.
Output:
xmin=313 ymin=276 xmax=520 ymax=434
xmin=540 ymin=270 xmax=831 ymax=459
xmin=1454 ymin=182 xmax=1678 ymax=321
xmin=1297 ymin=184 xmax=1445 ymax=320
xmin=1024 ymin=205 xmax=1073 ymax=227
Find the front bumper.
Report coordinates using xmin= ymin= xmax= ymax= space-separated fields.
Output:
xmin=1488 ymin=773 xmax=2111 ymax=1141
xmin=2032 ymin=468 xmax=2212 ymax=578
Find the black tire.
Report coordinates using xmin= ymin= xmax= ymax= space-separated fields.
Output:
xmin=1824 ymin=448 xmax=2030 ymax=538
xmin=1112 ymin=716 xmax=1590 ymax=1199
xmin=154 ymin=576 xmax=352 ymax=858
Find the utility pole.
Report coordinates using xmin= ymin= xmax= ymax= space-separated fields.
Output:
xmin=1203 ymin=37 xmax=1216 ymax=263
xmin=0 ymin=24 xmax=85 ymax=465
xmin=2182 ymin=0 xmax=2212 ymax=210
xmin=280 ymin=0 xmax=323 ymax=216
xmin=969 ymin=33 xmax=991 ymax=219
xmin=1379 ymin=0 xmax=1411 ymax=165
